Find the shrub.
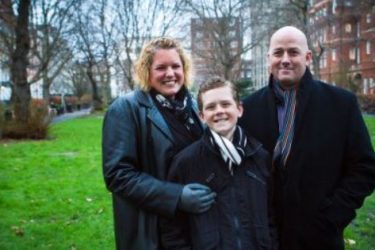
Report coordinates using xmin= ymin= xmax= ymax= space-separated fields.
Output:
xmin=358 ymin=94 xmax=375 ymax=114
xmin=79 ymin=93 xmax=93 ymax=108
xmin=1 ymin=100 xmax=53 ymax=140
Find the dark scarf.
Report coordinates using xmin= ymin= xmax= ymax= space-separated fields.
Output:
xmin=208 ymin=126 xmax=247 ymax=175
xmin=272 ymin=81 xmax=297 ymax=169
xmin=151 ymin=87 xmax=202 ymax=152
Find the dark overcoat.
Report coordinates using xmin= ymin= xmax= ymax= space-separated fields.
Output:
xmin=102 ymin=90 xmax=202 ymax=250
xmin=239 ymin=69 xmax=375 ymax=250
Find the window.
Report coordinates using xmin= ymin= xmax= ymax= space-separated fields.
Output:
xmin=357 ymin=22 xmax=360 ymax=38
xmin=195 ymin=32 xmax=204 ymax=39
xmin=356 ymin=48 xmax=360 ymax=64
xmin=323 ymin=28 xmax=327 ymax=42
xmin=332 ymin=49 xmax=336 ymax=61
xmin=345 ymin=24 xmax=352 ymax=33
xmin=349 ymin=48 xmax=356 ymax=60
xmin=332 ymin=0 xmax=337 ymax=14
xmin=363 ymin=79 xmax=369 ymax=95
xmin=320 ymin=54 xmax=327 ymax=69
xmin=370 ymin=78 xmax=375 ymax=88
xmin=366 ymin=41 xmax=371 ymax=55
xmin=367 ymin=14 xmax=371 ymax=24
xmin=231 ymin=41 xmax=238 ymax=49
xmin=319 ymin=34 xmax=323 ymax=43
xmin=344 ymin=0 xmax=353 ymax=7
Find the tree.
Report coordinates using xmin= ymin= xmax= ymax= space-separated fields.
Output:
xmin=73 ymin=0 xmax=104 ymax=110
xmin=10 ymin=0 xmax=32 ymax=123
xmin=235 ymin=78 xmax=253 ymax=98
xmin=72 ymin=0 xmax=127 ymax=109
xmin=182 ymin=0 xmax=256 ymax=82
xmin=63 ymin=61 xmax=91 ymax=102
xmin=280 ymin=0 xmax=325 ymax=78
xmin=113 ymin=0 xmax=183 ymax=91
xmin=28 ymin=0 xmax=76 ymax=101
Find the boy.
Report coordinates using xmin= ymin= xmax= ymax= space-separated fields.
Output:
xmin=161 ymin=77 xmax=276 ymax=249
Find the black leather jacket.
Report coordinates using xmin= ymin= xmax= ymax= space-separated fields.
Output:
xmin=102 ymin=90 xmax=201 ymax=250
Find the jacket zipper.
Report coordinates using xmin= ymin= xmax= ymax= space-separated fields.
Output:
xmin=231 ymin=184 xmax=242 ymax=250
xmin=245 ymin=170 xmax=266 ymax=185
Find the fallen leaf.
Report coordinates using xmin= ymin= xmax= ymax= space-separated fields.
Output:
xmin=344 ymin=238 xmax=356 ymax=245
xmin=11 ymin=226 xmax=24 ymax=237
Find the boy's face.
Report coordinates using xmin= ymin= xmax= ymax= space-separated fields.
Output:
xmin=199 ymin=86 xmax=243 ymax=139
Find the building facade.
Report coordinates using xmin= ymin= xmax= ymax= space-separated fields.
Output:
xmin=309 ymin=0 xmax=374 ymax=94
xmin=250 ymin=0 xmax=288 ymax=90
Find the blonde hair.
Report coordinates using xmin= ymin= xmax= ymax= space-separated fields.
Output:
xmin=134 ymin=37 xmax=193 ymax=91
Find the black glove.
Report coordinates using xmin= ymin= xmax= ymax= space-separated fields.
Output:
xmin=178 ymin=183 xmax=216 ymax=213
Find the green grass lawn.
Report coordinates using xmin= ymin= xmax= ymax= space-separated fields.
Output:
xmin=343 ymin=115 xmax=375 ymax=250
xmin=0 ymin=115 xmax=114 ymax=249
xmin=0 ymin=114 xmax=375 ymax=249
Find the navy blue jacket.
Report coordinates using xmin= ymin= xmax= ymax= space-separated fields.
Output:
xmin=239 ymin=68 xmax=375 ymax=250
xmin=161 ymin=128 xmax=276 ymax=250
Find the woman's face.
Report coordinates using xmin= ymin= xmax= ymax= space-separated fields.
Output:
xmin=149 ymin=49 xmax=184 ymax=99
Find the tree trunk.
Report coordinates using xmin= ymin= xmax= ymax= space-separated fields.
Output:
xmin=86 ymin=65 xmax=102 ymax=110
xmin=42 ymin=75 xmax=50 ymax=102
xmin=10 ymin=0 xmax=31 ymax=123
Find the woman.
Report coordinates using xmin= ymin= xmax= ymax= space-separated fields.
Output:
xmin=102 ymin=37 xmax=216 ymax=250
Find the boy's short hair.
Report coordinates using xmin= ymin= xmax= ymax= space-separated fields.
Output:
xmin=197 ymin=76 xmax=240 ymax=111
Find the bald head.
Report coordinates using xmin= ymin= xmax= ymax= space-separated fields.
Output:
xmin=267 ymin=26 xmax=312 ymax=87
xmin=270 ymin=26 xmax=309 ymax=53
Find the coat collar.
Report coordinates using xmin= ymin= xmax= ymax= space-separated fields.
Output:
xmin=134 ymin=89 xmax=203 ymax=143
xmin=293 ymin=67 xmax=315 ymax=137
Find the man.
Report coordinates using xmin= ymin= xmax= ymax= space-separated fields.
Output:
xmin=239 ymin=26 xmax=375 ymax=250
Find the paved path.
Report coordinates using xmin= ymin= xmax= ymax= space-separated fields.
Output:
xmin=51 ymin=108 xmax=92 ymax=124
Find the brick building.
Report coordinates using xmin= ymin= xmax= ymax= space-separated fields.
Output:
xmin=309 ymin=0 xmax=375 ymax=94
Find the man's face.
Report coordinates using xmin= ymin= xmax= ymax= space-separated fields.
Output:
xmin=199 ymin=86 xmax=243 ymax=140
xmin=268 ymin=29 xmax=312 ymax=87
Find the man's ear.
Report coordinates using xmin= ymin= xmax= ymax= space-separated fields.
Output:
xmin=306 ymin=50 xmax=313 ymax=65
xmin=267 ymin=52 xmax=271 ymax=73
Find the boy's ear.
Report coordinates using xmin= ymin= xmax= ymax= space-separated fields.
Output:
xmin=238 ymin=103 xmax=244 ymax=118
xmin=199 ymin=111 xmax=206 ymax=122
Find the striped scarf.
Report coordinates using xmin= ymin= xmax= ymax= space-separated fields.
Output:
xmin=209 ymin=126 xmax=247 ymax=175
xmin=273 ymin=82 xmax=297 ymax=169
